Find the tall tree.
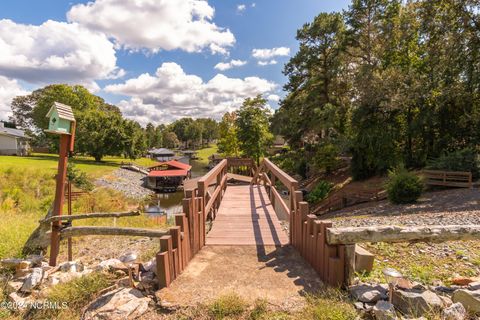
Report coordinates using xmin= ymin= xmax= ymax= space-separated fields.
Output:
xmin=236 ymin=96 xmax=273 ymax=164
xmin=218 ymin=112 xmax=240 ymax=157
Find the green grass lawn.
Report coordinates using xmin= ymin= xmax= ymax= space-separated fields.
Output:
xmin=0 ymin=153 xmax=158 ymax=179
xmin=195 ymin=144 xmax=218 ymax=165
xmin=0 ymin=146 xmax=218 ymax=259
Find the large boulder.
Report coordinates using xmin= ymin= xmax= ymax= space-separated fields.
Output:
xmin=20 ymin=267 xmax=43 ymax=293
xmin=452 ymin=289 xmax=480 ymax=314
xmin=82 ymin=288 xmax=150 ymax=320
xmin=95 ymin=259 xmax=126 ymax=273
xmin=349 ymin=284 xmax=388 ymax=303
xmin=392 ymin=289 xmax=443 ymax=317
xmin=441 ymin=302 xmax=467 ymax=320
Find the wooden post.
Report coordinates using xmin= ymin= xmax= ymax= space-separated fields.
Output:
xmin=344 ymin=244 xmax=356 ymax=287
xmin=49 ymin=134 xmax=71 ymax=266
xmin=67 ymin=181 xmax=73 ymax=262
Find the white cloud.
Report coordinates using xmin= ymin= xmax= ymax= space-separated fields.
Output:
xmin=68 ymin=0 xmax=235 ymax=54
xmin=258 ymin=60 xmax=278 ymax=66
xmin=252 ymin=47 xmax=290 ymax=60
xmin=105 ymin=62 xmax=277 ymax=125
xmin=0 ymin=76 xmax=29 ymax=121
xmin=0 ymin=19 xmax=119 ymax=89
xmin=251 ymin=3 xmax=256 ymax=7
xmin=267 ymin=94 xmax=280 ymax=102
xmin=237 ymin=4 xmax=246 ymax=13
xmin=214 ymin=59 xmax=247 ymax=71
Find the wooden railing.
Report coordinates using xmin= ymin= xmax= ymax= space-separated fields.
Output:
xmin=226 ymin=157 xmax=257 ymax=176
xmin=423 ymin=170 xmax=473 ymax=188
xmin=254 ymin=158 xmax=348 ymax=286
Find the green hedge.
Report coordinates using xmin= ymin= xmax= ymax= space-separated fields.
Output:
xmin=387 ymin=167 xmax=423 ymax=204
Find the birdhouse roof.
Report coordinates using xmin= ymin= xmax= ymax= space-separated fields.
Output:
xmin=46 ymin=102 xmax=75 ymax=122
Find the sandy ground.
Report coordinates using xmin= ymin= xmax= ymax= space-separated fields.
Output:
xmin=156 ymin=245 xmax=324 ymax=311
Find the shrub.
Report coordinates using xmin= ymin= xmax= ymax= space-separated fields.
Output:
xmin=306 ymin=180 xmax=332 ymax=204
xmin=208 ymin=293 xmax=247 ymax=319
xmin=386 ymin=166 xmax=423 ymax=204
xmin=67 ymin=162 xmax=94 ymax=191
xmin=313 ymin=143 xmax=339 ymax=174
xmin=427 ymin=148 xmax=480 ymax=179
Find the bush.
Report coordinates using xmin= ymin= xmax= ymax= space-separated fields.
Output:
xmin=208 ymin=293 xmax=247 ymax=319
xmin=313 ymin=143 xmax=339 ymax=174
xmin=306 ymin=180 xmax=333 ymax=204
xmin=386 ymin=167 xmax=423 ymax=204
xmin=427 ymin=148 xmax=480 ymax=179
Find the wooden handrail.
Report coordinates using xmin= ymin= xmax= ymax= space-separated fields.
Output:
xmin=204 ymin=174 xmax=228 ymax=215
xmin=42 ymin=211 xmax=140 ymax=223
xmin=60 ymin=226 xmax=170 ymax=238
xmin=263 ymin=158 xmax=298 ymax=189
xmin=198 ymin=159 xmax=227 ymax=196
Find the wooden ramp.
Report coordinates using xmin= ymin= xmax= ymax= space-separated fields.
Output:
xmin=206 ymin=185 xmax=289 ymax=246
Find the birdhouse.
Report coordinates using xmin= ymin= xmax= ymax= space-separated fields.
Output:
xmin=45 ymin=102 xmax=76 ymax=135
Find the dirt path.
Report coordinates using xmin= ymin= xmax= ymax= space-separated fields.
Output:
xmin=156 ymin=245 xmax=324 ymax=311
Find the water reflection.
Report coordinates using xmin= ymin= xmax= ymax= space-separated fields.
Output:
xmin=145 ymin=159 xmax=209 ymax=221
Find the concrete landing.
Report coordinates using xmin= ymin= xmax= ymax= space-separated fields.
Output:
xmin=156 ymin=245 xmax=324 ymax=310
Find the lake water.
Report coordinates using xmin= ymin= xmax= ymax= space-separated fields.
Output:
xmin=145 ymin=159 xmax=209 ymax=220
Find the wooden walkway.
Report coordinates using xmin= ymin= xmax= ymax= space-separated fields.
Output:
xmin=206 ymin=184 xmax=289 ymax=246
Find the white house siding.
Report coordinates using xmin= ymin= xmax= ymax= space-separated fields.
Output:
xmin=0 ymin=134 xmax=18 ymax=155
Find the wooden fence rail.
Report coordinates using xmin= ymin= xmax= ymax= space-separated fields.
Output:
xmin=423 ymin=170 xmax=473 ymax=188
xmin=255 ymin=159 xmax=347 ymax=287
xmin=326 ymin=225 xmax=480 ymax=245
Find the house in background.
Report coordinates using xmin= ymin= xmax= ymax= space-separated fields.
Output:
xmin=148 ymin=148 xmax=176 ymax=162
xmin=0 ymin=122 xmax=29 ymax=156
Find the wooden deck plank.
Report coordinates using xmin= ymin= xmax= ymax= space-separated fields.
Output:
xmin=206 ymin=184 xmax=289 ymax=246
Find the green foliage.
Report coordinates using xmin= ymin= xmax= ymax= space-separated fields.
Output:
xmin=218 ymin=112 xmax=240 ymax=157
xmin=235 ymin=96 xmax=274 ymax=164
xmin=313 ymin=143 xmax=339 ymax=173
xmin=67 ymin=162 xmax=94 ymax=191
xmin=274 ymin=1 xmax=480 ymax=179
xmin=271 ymin=151 xmax=308 ymax=178
xmin=386 ymin=166 xmax=423 ymax=204
xmin=306 ymin=180 xmax=332 ymax=204
xmin=31 ymin=272 xmax=113 ymax=319
xmin=208 ymin=293 xmax=248 ymax=319
xmin=300 ymin=289 xmax=357 ymax=320
xmin=162 ymin=131 xmax=180 ymax=149
xmin=427 ymin=148 xmax=480 ymax=179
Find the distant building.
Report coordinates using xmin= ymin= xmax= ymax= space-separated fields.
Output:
xmin=0 ymin=122 xmax=29 ymax=156
xmin=146 ymin=160 xmax=192 ymax=192
xmin=148 ymin=148 xmax=176 ymax=162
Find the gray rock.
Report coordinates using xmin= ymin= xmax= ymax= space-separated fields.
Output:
xmin=95 ymin=258 xmax=125 ymax=272
xmin=59 ymin=261 xmax=84 ymax=273
xmin=354 ymin=301 xmax=365 ymax=310
xmin=392 ymin=289 xmax=443 ymax=317
xmin=452 ymin=289 xmax=480 ymax=314
xmin=349 ymin=284 xmax=388 ymax=303
xmin=119 ymin=252 xmax=138 ymax=263
xmin=373 ymin=300 xmax=397 ymax=320
xmin=441 ymin=302 xmax=467 ymax=320
xmin=82 ymin=287 xmax=150 ymax=320
xmin=142 ymin=258 xmax=156 ymax=274
xmin=467 ymin=281 xmax=480 ymax=291
xmin=20 ymin=267 xmax=43 ymax=293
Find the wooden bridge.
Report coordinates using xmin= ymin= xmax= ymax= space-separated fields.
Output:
xmin=156 ymin=157 xmax=349 ymax=288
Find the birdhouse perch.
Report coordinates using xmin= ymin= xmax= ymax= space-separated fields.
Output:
xmin=45 ymin=102 xmax=76 ymax=135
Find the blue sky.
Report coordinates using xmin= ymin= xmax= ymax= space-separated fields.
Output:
xmin=0 ymin=0 xmax=350 ymax=125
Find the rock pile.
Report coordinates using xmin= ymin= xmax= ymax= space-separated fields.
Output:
xmin=96 ymin=168 xmax=153 ymax=199
xmin=350 ymin=277 xmax=479 ymax=319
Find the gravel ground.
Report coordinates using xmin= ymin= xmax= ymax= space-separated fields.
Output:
xmin=324 ymin=188 xmax=480 ymax=227
xmin=96 ymin=168 xmax=153 ymax=199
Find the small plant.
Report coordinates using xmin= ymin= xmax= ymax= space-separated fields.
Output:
xmin=300 ymin=289 xmax=357 ymax=320
xmin=306 ymin=180 xmax=333 ymax=204
xmin=386 ymin=166 xmax=423 ymax=204
xmin=67 ymin=162 xmax=94 ymax=191
xmin=208 ymin=293 xmax=248 ymax=319
xmin=250 ymin=299 xmax=268 ymax=320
